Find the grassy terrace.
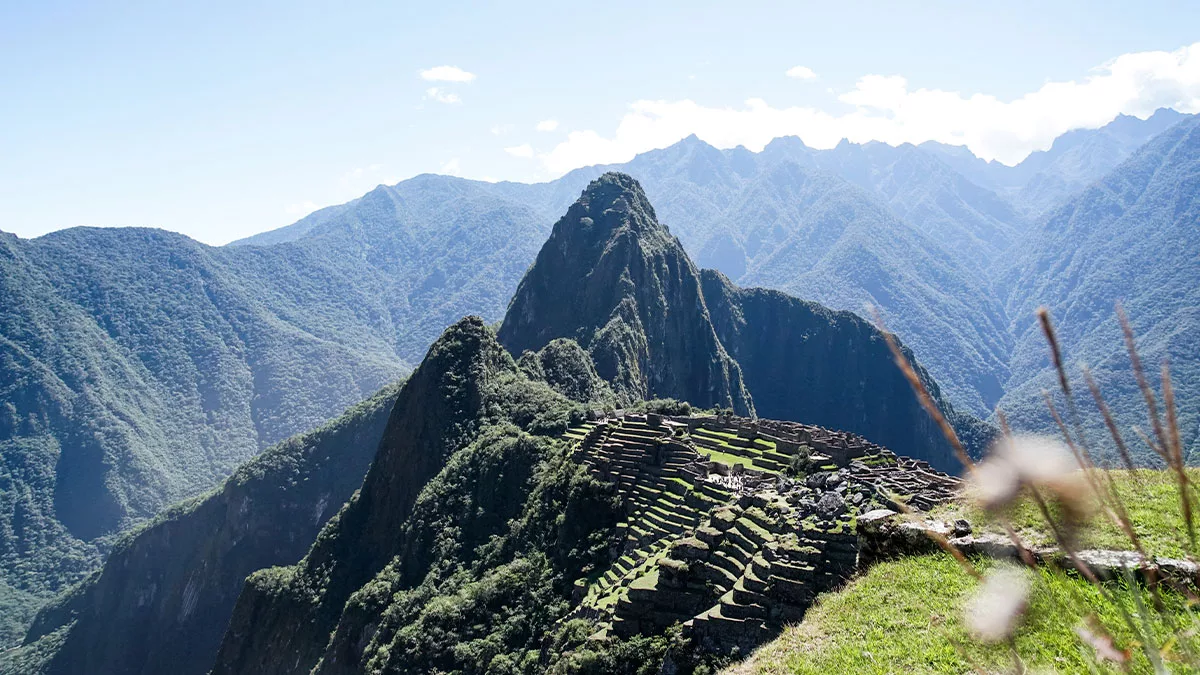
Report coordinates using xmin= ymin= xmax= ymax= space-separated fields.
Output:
xmin=727 ymin=553 xmax=1193 ymax=675
xmin=689 ymin=428 xmax=788 ymax=474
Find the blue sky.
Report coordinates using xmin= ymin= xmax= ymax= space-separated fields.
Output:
xmin=2 ymin=1 xmax=1199 ymax=245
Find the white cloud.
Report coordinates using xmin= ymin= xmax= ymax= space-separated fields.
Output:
xmin=490 ymin=124 xmax=512 ymax=136
xmin=440 ymin=158 xmax=462 ymax=175
xmin=535 ymin=119 xmax=559 ymax=132
xmin=540 ymin=42 xmax=1200 ymax=174
xmin=505 ymin=144 xmax=535 ymax=158
xmin=420 ymin=65 xmax=476 ymax=82
xmin=786 ymin=65 xmax=817 ymax=80
xmin=425 ymin=87 xmax=461 ymax=104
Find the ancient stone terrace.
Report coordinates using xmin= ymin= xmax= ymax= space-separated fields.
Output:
xmin=558 ymin=412 xmax=963 ymax=654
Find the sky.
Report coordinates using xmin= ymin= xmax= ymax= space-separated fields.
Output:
xmin=2 ymin=1 xmax=1199 ymax=245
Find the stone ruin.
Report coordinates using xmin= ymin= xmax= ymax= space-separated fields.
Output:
xmin=557 ymin=412 xmax=963 ymax=654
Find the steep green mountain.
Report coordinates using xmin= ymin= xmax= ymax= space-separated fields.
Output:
xmin=999 ymin=114 xmax=1200 ymax=462
xmin=0 ymin=177 xmax=555 ymax=644
xmin=699 ymin=271 xmax=995 ymax=466
xmin=499 ymin=173 xmax=988 ymax=469
xmin=6 ymin=382 xmax=400 ymax=675
xmin=527 ymin=139 xmax=1014 ymax=415
xmin=209 ymin=316 xmax=604 ymax=675
xmin=0 ymin=227 xmax=403 ymax=643
xmin=498 ymin=173 xmax=754 ymax=415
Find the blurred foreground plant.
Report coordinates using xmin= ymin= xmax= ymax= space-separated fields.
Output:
xmin=876 ymin=303 xmax=1200 ymax=674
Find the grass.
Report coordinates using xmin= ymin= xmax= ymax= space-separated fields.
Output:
xmin=700 ymin=448 xmax=753 ymax=469
xmin=725 ymin=553 xmax=1196 ymax=674
xmin=931 ymin=468 xmax=1200 ymax=559
xmin=694 ymin=428 xmax=777 ymax=453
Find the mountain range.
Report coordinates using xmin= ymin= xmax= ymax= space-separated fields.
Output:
xmin=0 ymin=108 xmax=1197 ymax=656
xmin=8 ymin=174 xmax=986 ymax=674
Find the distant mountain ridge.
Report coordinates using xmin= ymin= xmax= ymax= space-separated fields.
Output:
xmin=999 ymin=113 xmax=1200 ymax=457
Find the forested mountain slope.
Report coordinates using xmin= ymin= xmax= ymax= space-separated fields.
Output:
xmin=0 ymin=179 xmax=548 ymax=645
xmin=5 ymin=382 xmax=400 ymax=675
xmin=1000 ymin=114 xmax=1200 ymax=462
xmin=921 ymin=108 xmax=1192 ymax=217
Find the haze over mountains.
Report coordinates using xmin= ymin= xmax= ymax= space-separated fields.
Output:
xmin=0 ymin=108 xmax=1197 ymax=658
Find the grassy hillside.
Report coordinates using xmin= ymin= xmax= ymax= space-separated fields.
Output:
xmin=725 ymin=553 xmax=1191 ymax=675
xmin=729 ymin=466 xmax=1199 ymax=674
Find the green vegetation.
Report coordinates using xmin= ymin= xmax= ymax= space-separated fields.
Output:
xmin=1001 ymin=114 xmax=1200 ymax=465
xmin=932 ymin=468 xmax=1200 ymax=559
xmin=728 ymin=553 xmax=1195 ymax=675
xmin=496 ymin=173 xmax=988 ymax=471
xmin=13 ymin=381 xmax=402 ymax=675
xmin=497 ymin=172 xmax=755 ymax=416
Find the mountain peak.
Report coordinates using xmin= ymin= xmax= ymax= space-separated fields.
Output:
xmin=497 ymin=175 xmax=753 ymax=413
xmin=565 ymin=172 xmax=667 ymax=240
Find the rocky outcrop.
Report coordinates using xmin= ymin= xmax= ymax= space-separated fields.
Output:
xmin=498 ymin=172 xmax=754 ymax=415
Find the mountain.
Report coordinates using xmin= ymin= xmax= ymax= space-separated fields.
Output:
xmin=1000 ymin=114 xmax=1200 ymax=461
xmin=207 ymin=177 xmax=985 ymax=674
xmin=0 ymin=176 xmax=566 ymax=644
xmin=497 ymin=172 xmax=754 ymax=415
xmin=1 ymin=113 xmax=1190 ymax=653
xmin=699 ymin=270 xmax=995 ymax=463
xmin=753 ymin=137 xmax=1025 ymax=263
xmin=921 ymin=108 xmax=1193 ymax=217
xmin=0 ymin=228 xmax=402 ymax=643
xmin=1016 ymin=108 xmax=1192 ymax=217
xmin=522 ymin=138 xmax=1014 ymax=415
xmin=500 ymin=173 xmax=988 ymax=468
xmin=7 ymin=382 xmax=399 ymax=675
xmin=209 ymin=316 xmax=599 ymax=675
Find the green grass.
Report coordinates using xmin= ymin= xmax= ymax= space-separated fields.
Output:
xmin=700 ymin=448 xmax=752 ymax=469
xmin=694 ymin=428 xmax=777 ymax=453
xmin=726 ymin=553 xmax=1196 ymax=674
xmin=931 ymin=468 xmax=1200 ymax=559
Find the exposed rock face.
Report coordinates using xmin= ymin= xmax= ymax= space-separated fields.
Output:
xmin=16 ymin=383 xmax=400 ymax=675
xmin=700 ymin=270 xmax=994 ymax=470
xmin=498 ymin=172 xmax=755 ymax=415
xmin=502 ymin=172 xmax=990 ymax=471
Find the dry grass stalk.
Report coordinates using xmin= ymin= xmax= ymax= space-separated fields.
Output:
xmin=1082 ymin=366 xmax=1137 ymax=473
xmin=1160 ymin=363 xmax=1196 ymax=551
xmin=1117 ymin=303 xmax=1170 ymax=461
xmin=869 ymin=307 xmax=976 ymax=475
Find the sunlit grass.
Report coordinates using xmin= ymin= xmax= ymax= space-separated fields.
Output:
xmin=932 ymin=468 xmax=1200 ymax=559
xmin=728 ymin=553 xmax=1197 ymax=674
